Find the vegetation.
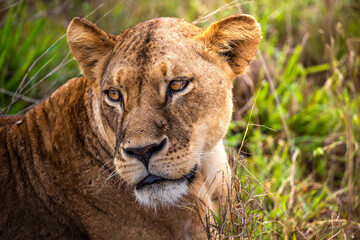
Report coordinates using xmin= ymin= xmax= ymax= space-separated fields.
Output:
xmin=1 ymin=0 xmax=359 ymax=238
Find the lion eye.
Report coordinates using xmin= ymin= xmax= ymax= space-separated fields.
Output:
xmin=106 ymin=89 xmax=121 ymax=102
xmin=169 ymin=80 xmax=188 ymax=92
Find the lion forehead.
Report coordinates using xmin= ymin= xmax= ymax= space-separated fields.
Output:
xmin=110 ymin=18 xmax=202 ymax=64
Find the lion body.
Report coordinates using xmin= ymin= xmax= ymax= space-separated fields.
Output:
xmin=0 ymin=15 xmax=260 ymax=239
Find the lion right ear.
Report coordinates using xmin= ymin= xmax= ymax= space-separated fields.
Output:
xmin=198 ymin=14 xmax=262 ymax=75
xmin=67 ymin=17 xmax=116 ymax=80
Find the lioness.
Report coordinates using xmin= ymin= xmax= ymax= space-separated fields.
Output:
xmin=0 ymin=14 xmax=261 ymax=239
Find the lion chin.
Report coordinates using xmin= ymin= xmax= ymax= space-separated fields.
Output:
xmin=134 ymin=165 xmax=198 ymax=209
xmin=134 ymin=181 xmax=188 ymax=209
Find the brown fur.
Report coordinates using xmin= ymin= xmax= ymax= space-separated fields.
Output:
xmin=0 ymin=15 xmax=261 ymax=239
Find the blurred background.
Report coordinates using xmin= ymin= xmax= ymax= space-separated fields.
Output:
xmin=0 ymin=0 xmax=359 ymax=238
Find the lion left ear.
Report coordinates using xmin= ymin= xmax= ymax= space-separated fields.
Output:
xmin=198 ymin=14 xmax=262 ymax=75
xmin=67 ymin=17 xmax=116 ymax=80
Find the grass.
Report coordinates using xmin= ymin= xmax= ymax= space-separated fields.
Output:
xmin=1 ymin=0 xmax=359 ymax=239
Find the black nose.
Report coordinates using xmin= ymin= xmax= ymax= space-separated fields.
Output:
xmin=123 ymin=138 xmax=167 ymax=168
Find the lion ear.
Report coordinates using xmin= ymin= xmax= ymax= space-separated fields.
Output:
xmin=67 ymin=17 xmax=116 ymax=80
xmin=198 ymin=14 xmax=261 ymax=75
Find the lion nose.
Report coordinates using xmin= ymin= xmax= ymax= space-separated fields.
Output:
xmin=123 ymin=138 xmax=167 ymax=168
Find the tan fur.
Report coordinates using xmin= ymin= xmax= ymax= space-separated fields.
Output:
xmin=0 ymin=15 xmax=261 ymax=239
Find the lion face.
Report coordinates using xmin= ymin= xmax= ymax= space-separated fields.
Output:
xmin=67 ymin=16 xmax=261 ymax=208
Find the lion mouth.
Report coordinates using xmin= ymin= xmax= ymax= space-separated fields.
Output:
xmin=136 ymin=164 xmax=198 ymax=190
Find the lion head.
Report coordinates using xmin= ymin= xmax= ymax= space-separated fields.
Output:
xmin=67 ymin=15 xmax=261 ymax=208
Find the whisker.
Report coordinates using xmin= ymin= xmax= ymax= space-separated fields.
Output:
xmin=98 ymin=159 xmax=115 ymax=177
xmin=105 ymin=170 xmax=118 ymax=183
xmin=111 ymin=176 xmax=125 ymax=189
xmin=98 ymin=165 xmax=115 ymax=178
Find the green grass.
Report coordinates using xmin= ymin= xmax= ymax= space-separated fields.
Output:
xmin=1 ymin=0 xmax=359 ymax=239
xmin=0 ymin=1 xmax=79 ymax=114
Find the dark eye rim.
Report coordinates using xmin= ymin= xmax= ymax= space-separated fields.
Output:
xmin=168 ymin=78 xmax=191 ymax=93
xmin=169 ymin=80 xmax=189 ymax=92
xmin=166 ymin=77 xmax=193 ymax=101
xmin=104 ymin=89 xmax=122 ymax=102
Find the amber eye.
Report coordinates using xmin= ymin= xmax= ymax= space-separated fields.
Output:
xmin=106 ymin=89 xmax=121 ymax=102
xmin=169 ymin=80 xmax=188 ymax=92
